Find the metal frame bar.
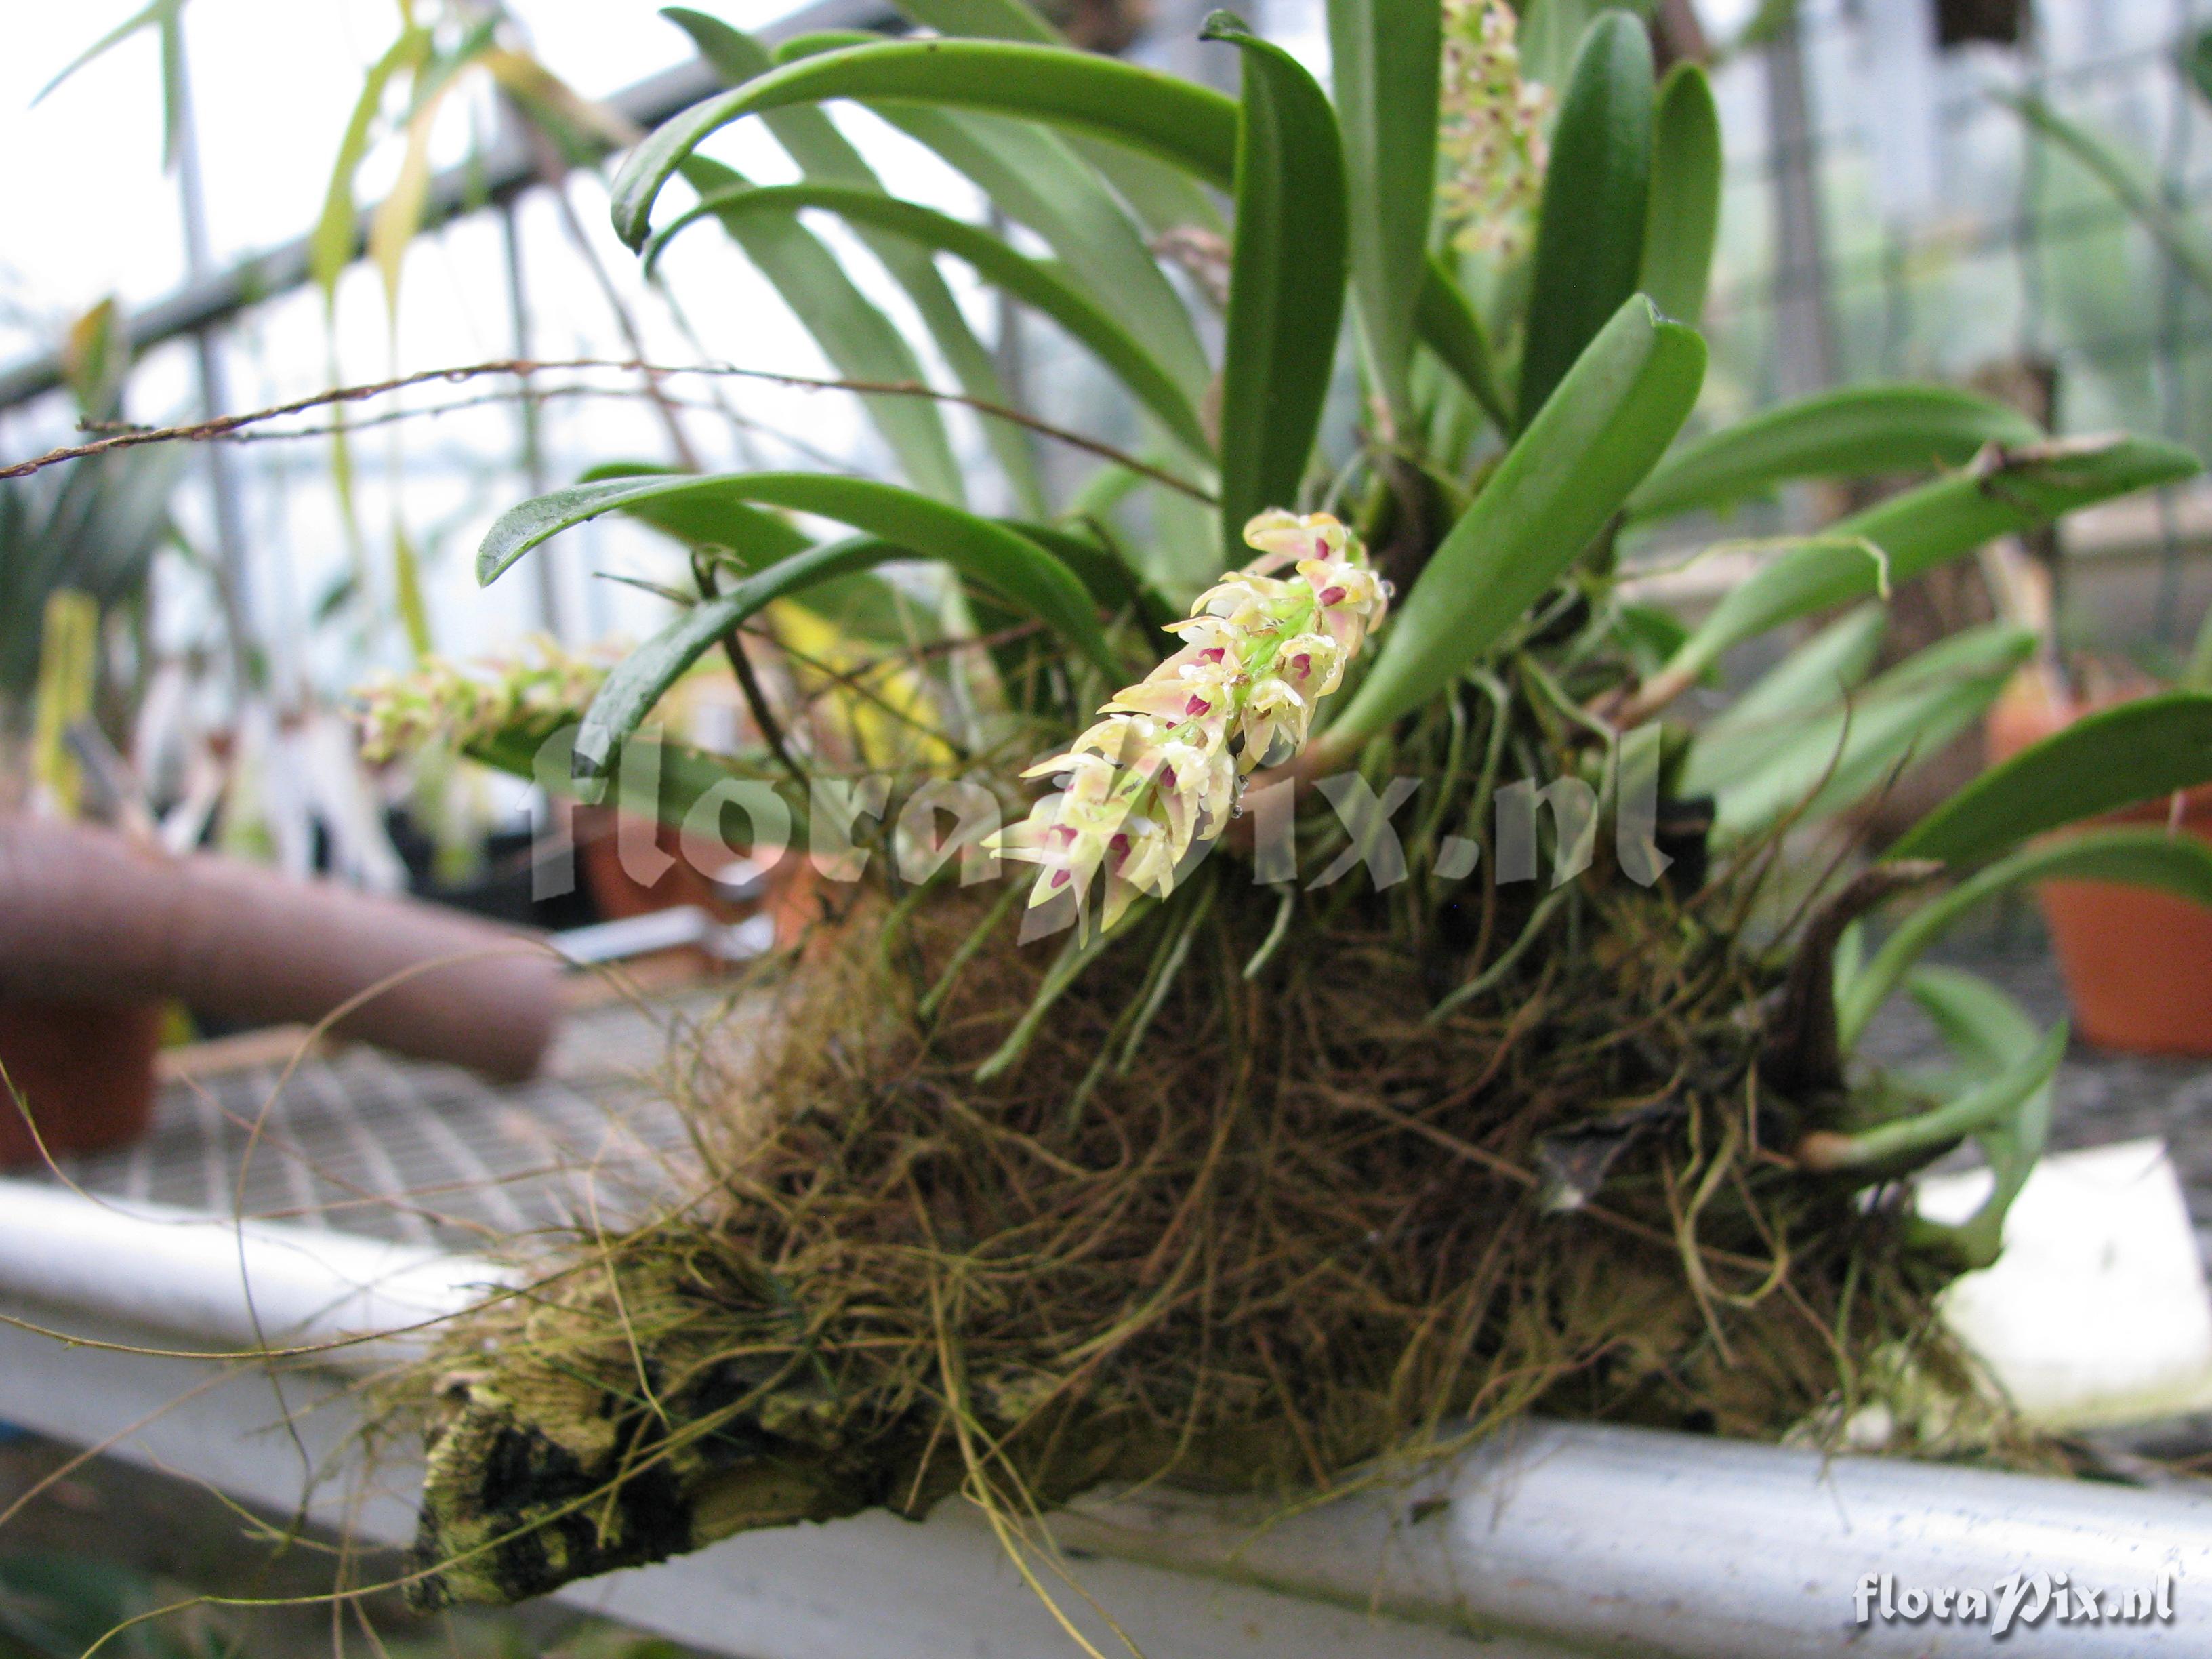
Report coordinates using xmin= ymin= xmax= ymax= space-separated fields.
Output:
xmin=3 ymin=1176 xmax=2211 ymax=1656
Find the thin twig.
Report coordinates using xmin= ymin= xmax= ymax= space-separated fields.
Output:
xmin=3 ymin=356 xmax=1216 ymax=501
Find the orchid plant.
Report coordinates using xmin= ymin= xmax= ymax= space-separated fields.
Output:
xmin=448 ymin=0 xmax=2211 ymax=1255
xmin=382 ymin=0 xmax=2212 ymax=1609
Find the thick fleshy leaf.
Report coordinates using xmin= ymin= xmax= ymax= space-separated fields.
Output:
xmin=1325 ymin=297 xmax=1706 ymax=752
xmin=1001 ymin=519 xmax=1171 ymax=626
xmin=1681 ymin=602 xmax=1887 ymax=792
xmin=1204 ymin=12 xmax=1349 ymax=561
xmin=1515 ymin=0 xmax=1602 ymax=89
xmin=477 ymin=472 xmax=1118 ymax=677
xmin=762 ymin=29 xmax=1208 ymax=401
xmin=636 ymin=25 xmax=1470 ymax=412
xmin=1818 ymin=997 xmax=2059 ymax=1181
xmin=668 ymin=9 xmax=1044 ymax=510
xmin=1841 ymin=827 xmax=2212 ymax=1046
xmin=914 ymin=112 xmax=1208 ymax=390
xmin=1327 ymin=0 xmax=1439 ymax=420
xmin=1653 ymin=436 xmax=2200 ymax=693
xmin=887 ymin=0 xmax=1225 ymax=235
xmin=1639 ymin=62 xmax=1721 ymax=327
xmin=1417 ymin=259 xmax=1514 ymax=432
xmin=894 ymin=0 xmax=1057 ymax=39
xmin=647 ymin=183 xmax=1210 ymax=459
xmin=1626 ymin=384 xmax=2043 ymax=522
xmin=609 ymin=38 xmax=1239 ymax=251
xmin=1914 ymin=966 xmax=2046 ymax=1084
xmin=678 ymin=155 xmax=966 ymax=503
xmin=840 ymin=91 xmax=1213 ymax=401
xmin=1898 ymin=969 xmax=2058 ymax=1271
xmin=576 ymin=461 xmax=811 ymax=565
xmin=575 ymin=537 xmax=890 ymax=775
xmin=1889 ymin=690 xmax=2212 ymax=867
xmin=1706 ymin=624 xmax=2033 ymax=840
xmin=1516 ymin=12 xmax=1654 ymax=428
xmin=578 ymin=460 xmax=922 ymax=640
xmin=469 ymin=724 xmax=771 ymax=832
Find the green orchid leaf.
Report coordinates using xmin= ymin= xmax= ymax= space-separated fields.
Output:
xmin=893 ymin=0 xmax=1058 ymax=39
xmin=647 ymin=183 xmax=1210 ymax=459
xmin=667 ymin=8 xmax=1044 ymax=509
xmin=1204 ymin=11 xmax=1349 ymax=561
xmin=822 ymin=89 xmax=1214 ymax=402
xmin=478 ymin=472 xmax=1118 ymax=678
xmin=1654 ymin=436 xmax=2199 ymax=693
xmin=677 ymin=154 xmax=966 ymax=504
xmin=609 ymin=37 xmax=1238 ymax=251
xmin=1816 ymin=1000 xmax=2060 ymax=1181
xmin=1328 ymin=295 xmax=1705 ymax=750
xmin=1898 ymin=968 xmax=2058 ymax=1271
xmin=886 ymin=0 xmax=1226 ymax=234
xmin=1841 ymin=826 xmax=2212 ymax=1047
xmin=577 ymin=460 xmax=924 ymax=642
xmin=1681 ymin=602 xmax=1888 ymax=789
xmin=576 ymin=461 xmax=811 ymax=567
xmin=760 ymin=29 xmax=1210 ymax=403
xmin=1626 ymin=384 xmax=2045 ymax=523
xmin=1416 ymin=258 xmax=1515 ymax=432
xmin=1516 ymin=0 xmax=1610 ymax=89
xmin=1705 ymin=623 xmax=2033 ymax=840
xmin=1327 ymin=0 xmax=1439 ymax=421
xmin=1639 ymin=61 xmax=1721 ymax=327
xmin=1911 ymin=964 xmax=2045 ymax=1084
xmin=1889 ymin=689 xmax=2212 ymax=867
xmin=575 ymin=537 xmax=891 ymax=775
xmin=1004 ymin=520 xmax=1176 ymax=630
xmin=1516 ymin=12 xmax=1654 ymax=427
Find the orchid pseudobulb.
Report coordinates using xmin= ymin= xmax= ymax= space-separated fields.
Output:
xmin=989 ymin=510 xmax=1389 ymax=935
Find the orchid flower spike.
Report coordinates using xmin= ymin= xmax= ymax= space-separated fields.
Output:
xmin=989 ymin=510 xmax=1389 ymax=936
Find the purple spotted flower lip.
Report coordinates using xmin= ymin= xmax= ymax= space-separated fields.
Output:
xmin=989 ymin=510 xmax=1390 ymax=935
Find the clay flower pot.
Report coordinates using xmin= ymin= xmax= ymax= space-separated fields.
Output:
xmin=575 ymin=807 xmax=819 ymax=951
xmin=1986 ymin=669 xmax=2212 ymax=1056
xmin=0 ymin=997 xmax=163 ymax=1168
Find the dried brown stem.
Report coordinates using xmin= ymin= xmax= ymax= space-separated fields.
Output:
xmin=1 ymin=357 xmax=1216 ymax=501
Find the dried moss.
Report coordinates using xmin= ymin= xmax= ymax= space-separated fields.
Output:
xmin=403 ymin=846 xmax=1996 ymax=1608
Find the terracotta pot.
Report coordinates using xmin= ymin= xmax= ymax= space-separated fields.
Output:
xmin=1985 ymin=670 xmax=2212 ymax=1055
xmin=0 ymin=998 xmax=163 ymax=1168
xmin=575 ymin=808 xmax=819 ymax=951
xmin=576 ymin=808 xmax=723 ymax=921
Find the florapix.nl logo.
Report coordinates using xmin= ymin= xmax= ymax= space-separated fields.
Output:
xmin=1853 ymin=1569 xmax=2176 ymax=1636
xmin=520 ymin=719 xmax=1689 ymax=939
